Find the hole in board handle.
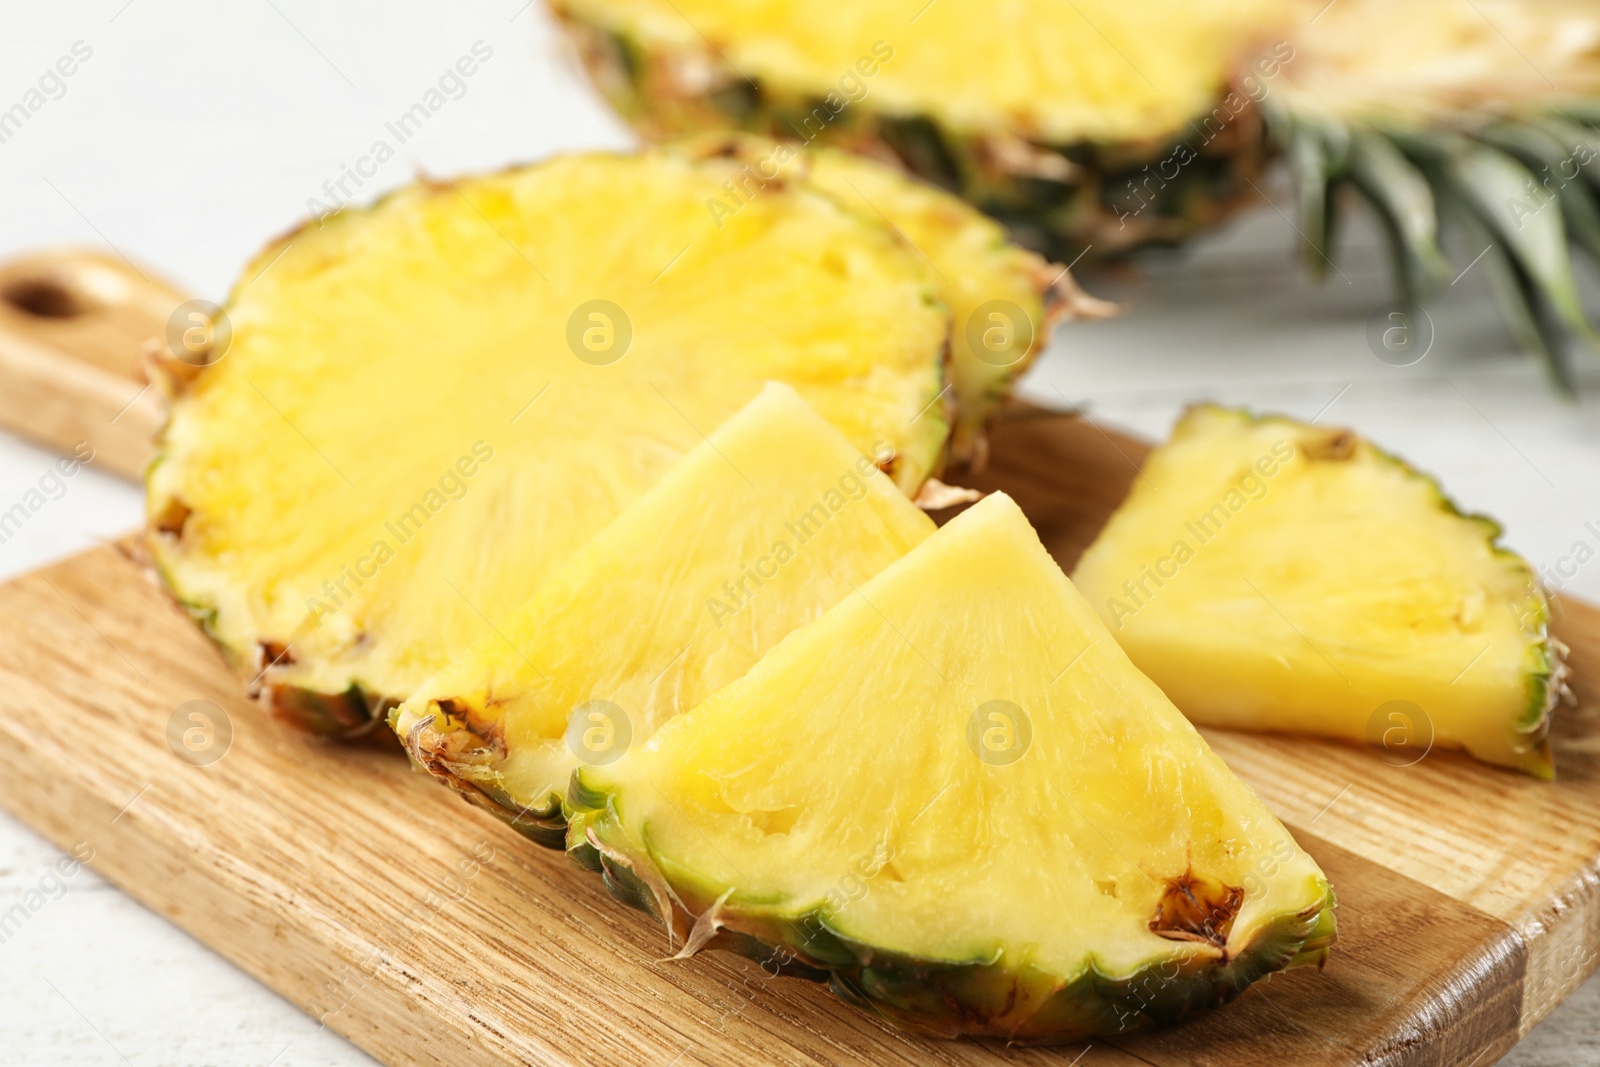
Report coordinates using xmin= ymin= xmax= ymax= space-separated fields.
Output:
xmin=1 ymin=276 xmax=91 ymax=319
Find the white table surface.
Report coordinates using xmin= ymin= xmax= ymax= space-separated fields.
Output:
xmin=1 ymin=1 xmax=1597 ymax=1063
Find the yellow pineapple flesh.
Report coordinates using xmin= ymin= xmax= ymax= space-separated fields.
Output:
xmin=390 ymin=383 xmax=935 ymax=843
xmin=569 ymin=492 xmax=1334 ymax=1041
xmin=558 ymin=0 xmax=1287 ymax=144
xmin=1073 ymin=406 xmax=1561 ymax=776
xmin=146 ymin=149 xmax=954 ymax=734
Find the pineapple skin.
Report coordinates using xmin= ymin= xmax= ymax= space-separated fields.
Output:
xmin=565 ymin=782 xmax=1336 ymax=1043
xmin=395 ymin=709 xmax=569 ymax=847
xmin=552 ymin=3 xmax=1271 ymax=265
xmin=146 ymin=549 xmax=399 ymax=738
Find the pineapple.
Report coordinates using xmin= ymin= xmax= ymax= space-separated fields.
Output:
xmin=1073 ymin=405 xmax=1565 ymax=777
xmin=666 ymin=134 xmax=1116 ymax=466
xmin=146 ymin=147 xmax=1021 ymax=736
xmin=553 ymin=0 xmax=1600 ymax=382
xmin=390 ymin=383 xmax=935 ymax=847
xmin=567 ymin=492 xmax=1336 ymax=1042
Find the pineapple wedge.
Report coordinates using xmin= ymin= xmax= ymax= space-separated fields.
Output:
xmin=1073 ymin=406 xmax=1563 ymax=776
xmin=391 ymin=383 xmax=935 ymax=846
xmin=568 ymin=492 xmax=1335 ymax=1042
xmin=146 ymin=148 xmax=956 ymax=736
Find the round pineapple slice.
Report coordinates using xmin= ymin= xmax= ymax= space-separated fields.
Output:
xmin=146 ymin=148 xmax=953 ymax=736
xmin=556 ymin=0 xmax=1287 ymax=257
xmin=567 ymin=493 xmax=1336 ymax=1042
xmin=800 ymin=143 xmax=1115 ymax=467
xmin=663 ymin=133 xmax=1115 ymax=466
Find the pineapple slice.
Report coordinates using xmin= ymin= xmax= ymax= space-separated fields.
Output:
xmin=391 ymin=383 xmax=935 ymax=846
xmin=568 ymin=492 xmax=1335 ymax=1042
xmin=146 ymin=148 xmax=957 ymax=736
xmin=664 ymin=133 xmax=1116 ymax=467
xmin=1073 ymin=406 xmax=1562 ymax=776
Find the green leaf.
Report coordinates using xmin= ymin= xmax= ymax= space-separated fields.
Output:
xmin=1474 ymin=120 xmax=1600 ymax=263
xmin=1346 ymin=131 xmax=1451 ymax=304
xmin=1529 ymin=115 xmax=1600 ymax=192
xmin=1553 ymin=101 xmax=1600 ymax=128
xmin=1439 ymin=140 xmax=1598 ymax=353
xmin=1438 ymin=187 xmax=1576 ymax=393
xmin=1287 ymin=120 xmax=1349 ymax=280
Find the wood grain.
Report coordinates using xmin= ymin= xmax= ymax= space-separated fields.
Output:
xmin=0 ymin=249 xmax=180 ymax=479
xmin=0 ymin=408 xmax=1595 ymax=1064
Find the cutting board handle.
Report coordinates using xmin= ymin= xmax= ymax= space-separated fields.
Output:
xmin=0 ymin=249 xmax=188 ymax=481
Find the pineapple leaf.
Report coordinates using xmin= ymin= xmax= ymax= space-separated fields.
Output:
xmin=1553 ymin=101 xmax=1600 ymax=128
xmin=1529 ymin=115 xmax=1600 ymax=193
xmin=1345 ymin=131 xmax=1451 ymax=305
xmin=1438 ymin=140 xmax=1599 ymax=357
xmin=1474 ymin=121 xmax=1600 ymax=264
xmin=1438 ymin=186 xmax=1576 ymax=393
xmin=1287 ymin=120 xmax=1348 ymax=280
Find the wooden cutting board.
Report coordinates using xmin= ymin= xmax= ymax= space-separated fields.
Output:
xmin=1 ymin=252 xmax=1598 ymax=1067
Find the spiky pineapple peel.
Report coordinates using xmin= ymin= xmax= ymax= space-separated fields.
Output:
xmin=145 ymin=147 xmax=991 ymax=737
xmin=1073 ymin=405 xmax=1564 ymax=778
xmin=567 ymin=491 xmax=1335 ymax=1042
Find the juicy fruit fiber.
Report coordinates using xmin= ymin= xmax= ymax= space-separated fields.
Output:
xmin=800 ymin=145 xmax=1116 ymax=466
xmin=555 ymin=0 xmax=1600 ymax=376
xmin=1073 ymin=405 xmax=1562 ymax=776
xmin=665 ymin=133 xmax=1115 ymax=467
xmin=569 ymin=492 xmax=1335 ymax=1042
xmin=391 ymin=383 xmax=935 ymax=846
xmin=146 ymin=149 xmax=954 ymax=735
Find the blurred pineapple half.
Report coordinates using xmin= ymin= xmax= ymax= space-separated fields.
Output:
xmin=554 ymin=0 xmax=1600 ymax=385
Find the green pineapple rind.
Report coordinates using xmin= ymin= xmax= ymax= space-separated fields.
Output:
xmin=565 ymin=769 xmax=1336 ymax=1043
